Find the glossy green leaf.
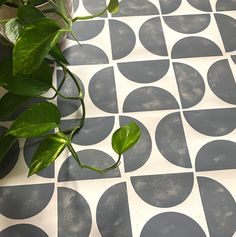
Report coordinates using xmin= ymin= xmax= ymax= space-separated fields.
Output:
xmin=8 ymin=60 xmax=53 ymax=96
xmin=28 ymin=132 xmax=68 ymax=176
xmin=0 ymin=92 xmax=29 ymax=118
xmin=112 ymin=122 xmax=141 ymax=156
xmin=49 ymin=44 xmax=69 ymax=65
xmin=0 ymin=133 xmax=16 ymax=163
xmin=107 ymin=0 xmax=119 ymax=14
xmin=8 ymin=102 xmax=60 ymax=138
xmin=0 ymin=58 xmax=12 ymax=89
xmin=5 ymin=18 xmax=22 ymax=44
xmin=17 ymin=5 xmax=45 ymax=25
xmin=13 ymin=19 xmax=62 ymax=75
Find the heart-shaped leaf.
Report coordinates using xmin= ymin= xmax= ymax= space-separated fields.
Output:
xmin=112 ymin=122 xmax=141 ymax=156
xmin=13 ymin=19 xmax=62 ymax=75
xmin=49 ymin=44 xmax=69 ymax=65
xmin=28 ymin=132 xmax=68 ymax=176
xmin=0 ymin=133 xmax=16 ymax=163
xmin=5 ymin=18 xmax=22 ymax=44
xmin=8 ymin=102 xmax=60 ymax=138
xmin=107 ymin=0 xmax=119 ymax=14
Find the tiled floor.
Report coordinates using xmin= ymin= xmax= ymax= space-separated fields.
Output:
xmin=0 ymin=0 xmax=236 ymax=236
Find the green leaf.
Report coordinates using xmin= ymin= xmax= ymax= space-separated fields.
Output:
xmin=17 ymin=5 xmax=45 ymax=25
xmin=112 ymin=122 xmax=141 ymax=156
xmin=0 ymin=0 xmax=7 ymax=6
xmin=13 ymin=19 xmax=62 ymax=75
xmin=8 ymin=102 xmax=60 ymax=138
xmin=49 ymin=44 xmax=69 ymax=65
xmin=107 ymin=0 xmax=119 ymax=14
xmin=0 ymin=58 xmax=12 ymax=89
xmin=0 ymin=133 xmax=16 ymax=163
xmin=0 ymin=92 xmax=29 ymax=118
xmin=8 ymin=60 xmax=53 ymax=96
xmin=5 ymin=18 xmax=22 ymax=44
xmin=28 ymin=132 xmax=68 ymax=176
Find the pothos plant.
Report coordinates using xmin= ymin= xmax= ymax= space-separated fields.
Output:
xmin=0 ymin=0 xmax=141 ymax=177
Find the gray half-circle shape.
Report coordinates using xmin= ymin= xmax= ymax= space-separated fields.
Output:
xmin=197 ymin=177 xmax=236 ymax=237
xmin=208 ymin=59 xmax=236 ymax=104
xmin=109 ymin=20 xmax=136 ymax=60
xmin=68 ymin=20 xmax=105 ymax=41
xmin=119 ymin=116 xmax=152 ymax=172
xmin=73 ymin=0 xmax=79 ymax=11
xmin=164 ymin=14 xmax=211 ymax=34
xmin=131 ymin=173 xmax=194 ymax=207
xmin=58 ymin=187 xmax=92 ymax=237
xmin=82 ymin=0 xmax=107 ymax=17
xmin=60 ymin=117 xmax=114 ymax=145
xmin=0 ymin=224 xmax=48 ymax=237
xmin=215 ymin=14 xmax=236 ymax=52
xmin=89 ymin=67 xmax=118 ymax=113
xmin=173 ymin=62 xmax=205 ymax=108
xmin=140 ymin=212 xmax=206 ymax=237
xmin=58 ymin=149 xmax=120 ymax=181
xmin=172 ymin=36 xmax=222 ymax=58
xmin=24 ymin=137 xmax=54 ymax=178
xmin=57 ymin=70 xmax=85 ymax=117
xmin=117 ymin=60 xmax=169 ymax=83
xmin=96 ymin=183 xmax=132 ymax=237
xmin=112 ymin=0 xmax=159 ymax=17
xmin=187 ymin=0 xmax=212 ymax=11
xmin=216 ymin=0 xmax=236 ymax=11
xmin=63 ymin=44 xmax=108 ymax=65
xmin=196 ymin=140 xmax=236 ymax=171
xmin=155 ymin=112 xmax=192 ymax=168
xmin=139 ymin=17 xmax=168 ymax=56
xmin=159 ymin=0 xmax=182 ymax=14
xmin=0 ymin=183 xmax=54 ymax=219
xmin=0 ymin=127 xmax=19 ymax=179
xmin=123 ymin=86 xmax=179 ymax=112
xmin=184 ymin=108 xmax=236 ymax=136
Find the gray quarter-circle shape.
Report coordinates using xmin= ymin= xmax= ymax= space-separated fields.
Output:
xmin=109 ymin=19 xmax=136 ymax=60
xmin=139 ymin=17 xmax=168 ymax=56
xmin=208 ymin=59 xmax=236 ymax=104
xmin=140 ymin=212 xmax=206 ymax=237
xmin=82 ymin=0 xmax=107 ymax=18
xmin=196 ymin=140 xmax=236 ymax=171
xmin=24 ymin=137 xmax=54 ymax=178
xmin=117 ymin=60 xmax=169 ymax=83
xmin=58 ymin=187 xmax=92 ymax=237
xmin=60 ymin=116 xmax=114 ymax=145
xmin=112 ymin=0 xmax=159 ymax=17
xmin=197 ymin=176 xmax=236 ymax=237
xmin=63 ymin=44 xmax=108 ymax=65
xmin=173 ymin=62 xmax=205 ymax=108
xmin=232 ymin=55 xmax=236 ymax=64
xmin=0 ymin=126 xmax=19 ymax=179
xmin=155 ymin=112 xmax=192 ymax=168
xmin=0 ymin=224 xmax=48 ymax=237
xmin=164 ymin=14 xmax=211 ymax=34
xmin=73 ymin=0 xmax=79 ymax=11
xmin=58 ymin=149 xmax=120 ymax=181
xmin=184 ymin=108 xmax=236 ymax=136
xmin=172 ymin=36 xmax=222 ymax=58
xmin=68 ymin=20 xmax=105 ymax=41
xmin=0 ymin=183 xmax=54 ymax=219
xmin=89 ymin=67 xmax=118 ymax=113
xmin=131 ymin=173 xmax=194 ymax=207
xmin=159 ymin=0 xmax=182 ymax=14
xmin=214 ymin=14 xmax=236 ymax=52
xmin=216 ymin=0 xmax=236 ymax=11
xmin=119 ymin=116 xmax=152 ymax=172
xmin=57 ymin=70 xmax=85 ymax=117
xmin=187 ymin=0 xmax=212 ymax=11
xmin=96 ymin=182 xmax=133 ymax=237
xmin=123 ymin=86 xmax=179 ymax=112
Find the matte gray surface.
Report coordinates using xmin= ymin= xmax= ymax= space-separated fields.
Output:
xmin=139 ymin=17 xmax=168 ymax=56
xmin=96 ymin=183 xmax=132 ymax=237
xmin=123 ymin=86 xmax=179 ymax=112
xmin=198 ymin=177 xmax=236 ymax=237
xmin=58 ymin=187 xmax=92 ymax=237
xmin=173 ymin=62 xmax=205 ymax=108
xmin=216 ymin=0 xmax=236 ymax=11
xmin=187 ymin=0 xmax=212 ymax=11
xmin=196 ymin=140 xmax=236 ymax=171
xmin=156 ymin=112 xmax=192 ymax=168
xmin=159 ymin=0 xmax=182 ymax=14
xmin=82 ymin=0 xmax=107 ymax=17
xmin=118 ymin=60 xmax=169 ymax=83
